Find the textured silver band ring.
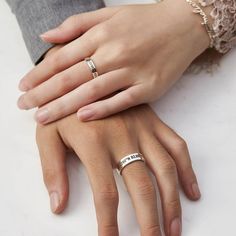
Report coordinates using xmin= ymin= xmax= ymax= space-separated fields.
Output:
xmin=117 ymin=153 xmax=145 ymax=175
xmin=85 ymin=57 xmax=99 ymax=79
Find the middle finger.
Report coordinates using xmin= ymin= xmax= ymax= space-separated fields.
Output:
xmin=33 ymin=68 xmax=131 ymax=124
xmin=73 ymin=144 xmax=119 ymax=236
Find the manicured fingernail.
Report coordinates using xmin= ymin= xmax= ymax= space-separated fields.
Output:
xmin=50 ymin=192 xmax=60 ymax=213
xmin=170 ymin=217 xmax=182 ymax=236
xmin=40 ymin=28 xmax=58 ymax=39
xmin=17 ymin=96 xmax=27 ymax=110
xmin=192 ymin=183 xmax=201 ymax=199
xmin=19 ymin=80 xmax=29 ymax=92
xmin=36 ymin=108 xmax=49 ymax=123
xmin=77 ymin=109 xmax=95 ymax=121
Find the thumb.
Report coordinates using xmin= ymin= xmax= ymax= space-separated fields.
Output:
xmin=36 ymin=124 xmax=69 ymax=214
xmin=40 ymin=6 xmax=121 ymax=44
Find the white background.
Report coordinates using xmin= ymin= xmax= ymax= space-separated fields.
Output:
xmin=0 ymin=0 xmax=236 ymax=235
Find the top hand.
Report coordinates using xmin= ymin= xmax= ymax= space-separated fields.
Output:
xmin=17 ymin=1 xmax=210 ymax=124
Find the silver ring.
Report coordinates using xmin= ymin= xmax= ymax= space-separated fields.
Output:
xmin=117 ymin=153 xmax=145 ymax=175
xmin=85 ymin=57 xmax=99 ymax=79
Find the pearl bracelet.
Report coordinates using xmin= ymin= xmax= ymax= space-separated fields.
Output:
xmin=185 ymin=0 xmax=215 ymax=48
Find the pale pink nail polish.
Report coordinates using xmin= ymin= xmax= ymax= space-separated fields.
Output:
xmin=170 ymin=217 xmax=182 ymax=236
xmin=36 ymin=108 xmax=49 ymax=123
xmin=192 ymin=183 xmax=201 ymax=199
xmin=50 ymin=192 xmax=60 ymax=213
xmin=77 ymin=109 xmax=94 ymax=120
xmin=40 ymin=28 xmax=59 ymax=39
xmin=17 ymin=96 xmax=27 ymax=109
xmin=19 ymin=81 xmax=29 ymax=92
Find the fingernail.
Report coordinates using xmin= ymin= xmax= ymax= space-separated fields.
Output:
xmin=50 ymin=192 xmax=60 ymax=213
xmin=192 ymin=183 xmax=201 ymax=199
xmin=170 ymin=217 xmax=182 ymax=236
xmin=36 ymin=108 xmax=49 ymax=123
xmin=17 ymin=96 xmax=27 ymax=110
xmin=77 ymin=109 xmax=95 ymax=121
xmin=40 ymin=28 xmax=58 ymax=38
xmin=19 ymin=80 xmax=29 ymax=92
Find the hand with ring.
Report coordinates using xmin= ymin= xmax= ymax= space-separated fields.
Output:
xmin=36 ymin=104 xmax=201 ymax=236
xmin=17 ymin=2 xmax=210 ymax=124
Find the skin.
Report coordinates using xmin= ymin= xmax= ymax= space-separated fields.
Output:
xmin=36 ymin=105 xmax=201 ymax=236
xmin=35 ymin=45 xmax=201 ymax=236
xmin=17 ymin=0 xmax=211 ymax=124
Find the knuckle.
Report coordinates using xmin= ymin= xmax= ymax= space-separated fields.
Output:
xmin=95 ymin=23 xmax=111 ymax=41
xmin=49 ymin=100 xmax=67 ymax=121
xmin=172 ymin=137 xmax=188 ymax=155
xmin=135 ymin=178 xmax=156 ymax=199
xmin=66 ymin=14 xmax=80 ymax=27
xmin=110 ymin=116 xmax=130 ymax=134
xmin=114 ymin=41 xmax=127 ymax=56
xmin=96 ymin=186 xmax=119 ymax=203
xmin=57 ymin=73 xmax=72 ymax=93
xmin=99 ymin=224 xmax=118 ymax=236
xmin=25 ymin=92 xmax=41 ymax=107
xmin=43 ymin=168 xmax=57 ymax=187
xmin=143 ymin=224 xmax=161 ymax=236
xmin=166 ymin=198 xmax=181 ymax=212
xmin=63 ymin=14 xmax=85 ymax=32
xmin=111 ymin=41 xmax=130 ymax=65
xmin=87 ymin=83 xmax=100 ymax=101
xmin=159 ymin=159 xmax=177 ymax=175
xmin=124 ymin=90 xmax=138 ymax=107
xmin=36 ymin=125 xmax=45 ymax=145
xmin=49 ymin=52 xmax=64 ymax=73
xmin=35 ymin=123 xmax=55 ymax=145
xmin=82 ymin=123 xmax=105 ymax=144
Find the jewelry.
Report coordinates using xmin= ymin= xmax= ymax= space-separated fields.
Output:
xmin=185 ymin=0 xmax=215 ymax=48
xmin=117 ymin=153 xmax=145 ymax=175
xmin=85 ymin=58 xmax=99 ymax=79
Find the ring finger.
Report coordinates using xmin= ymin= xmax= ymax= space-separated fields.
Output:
xmin=73 ymin=145 xmax=119 ymax=236
xmin=112 ymin=148 xmax=161 ymax=236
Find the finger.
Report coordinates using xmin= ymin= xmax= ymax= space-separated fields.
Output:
xmin=77 ymin=86 xmax=144 ymax=121
xmin=19 ymin=30 xmax=98 ymax=92
xmin=72 ymin=145 xmax=119 ymax=236
xmin=153 ymin=117 xmax=201 ymax=200
xmin=139 ymin=134 xmax=182 ymax=236
xmin=34 ymin=69 xmax=131 ymax=124
xmin=18 ymin=57 xmax=100 ymax=109
xmin=40 ymin=7 xmax=122 ymax=43
xmin=111 ymin=141 xmax=161 ymax=235
xmin=123 ymin=162 xmax=161 ymax=236
xmin=36 ymin=124 xmax=69 ymax=214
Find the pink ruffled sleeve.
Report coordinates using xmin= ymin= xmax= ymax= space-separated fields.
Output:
xmin=198 ymin=0 xmax=236 ymax=54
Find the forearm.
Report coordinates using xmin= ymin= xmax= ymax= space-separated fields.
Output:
xmin=6 ymin=0 xmax=105 ymax=64
xmin=159 ymin=0 xmax=236 ymax=54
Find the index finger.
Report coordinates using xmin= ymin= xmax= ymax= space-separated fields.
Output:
xmin=19 ymin=29 xmax=98 ymax=91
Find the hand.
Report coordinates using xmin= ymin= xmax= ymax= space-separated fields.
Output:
xmin=18 ymin=1 xmax=210 ymax=124
xmin=36 ymin=105 xmax=201 ymax=236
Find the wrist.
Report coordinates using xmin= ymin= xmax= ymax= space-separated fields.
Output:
xmin=161 ymin=0 xmax=212 ymax=55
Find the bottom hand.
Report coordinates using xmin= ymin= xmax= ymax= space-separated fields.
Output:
xmin=36 ymin=105 xmax=200 ymax=236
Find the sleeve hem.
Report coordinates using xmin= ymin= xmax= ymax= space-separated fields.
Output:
xmin=7 ymin=0 xmax=105 ymax=64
